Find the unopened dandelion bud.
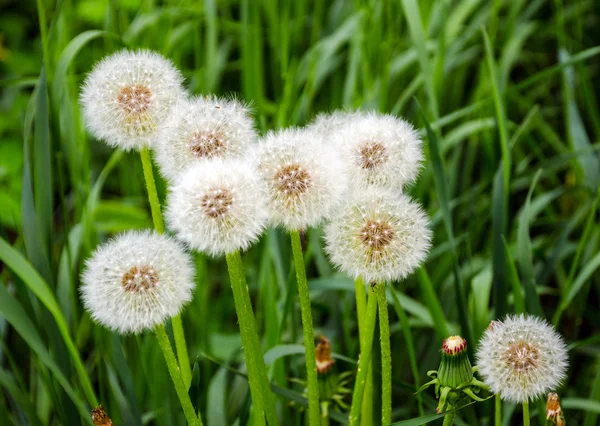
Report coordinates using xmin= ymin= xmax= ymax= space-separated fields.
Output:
xmin=438 ymin=336 xmax=473 ymax=389
xmin=81 ymin=50 xmax=185 ymax=151
xmin=92 ymin=405 xmax=113 ymax=426
xmin=81 ymin=230 xmax=195 ymax=334
xmin=476 ymin=315 xmax=568 ymax=403
xmin=316 ymin=335 xmax=335 ymax=375
xmin=546 ymin=393 xmax=566 ymax=426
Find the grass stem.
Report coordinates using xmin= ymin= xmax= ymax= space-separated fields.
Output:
xmin=290 ymin=230 xmax=320 ymax=425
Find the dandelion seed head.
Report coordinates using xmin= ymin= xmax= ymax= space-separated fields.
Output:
xmin=333 ymin=111 xmax=423 ymax=190
xmin=166 ymin=158 xmax=268 ymax=256
xmin=81 ymin=49 xmax=185 ymax=151
xmin=324 ymin=188 xmax=431 ymax=283
xmin=254 ymin=128 xmax=348 ymax=230
xmin=80 ymin=230 xmax=195 ymax=334
xmin=476 ymin=315 xmax=568 ymax=403
xmin=155 ymin=96 xmax=257 ymax=180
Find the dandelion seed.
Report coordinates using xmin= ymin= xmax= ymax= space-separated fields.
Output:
xmin=253 ymin=128 xmax=348 ymax=230
xmin=155 ymin=96 xmax=257 ymax=180
xmin=81 ymin=49 xmax=185 ymax=151
xmin=324 ymin=188 xmax=431 ymax=283
xmin=81 ymin=230 xmax=195 ymax=334
xmin=166 ymin=158 xmax=268 ymax=256
xmin=476 ymin=315 xmax=568 ymax=403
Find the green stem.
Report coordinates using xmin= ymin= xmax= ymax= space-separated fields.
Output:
xmin=376 ymin=284 xmax=392 ymax=426
xmin=348 ymin=283 xmax=380 ymax=426
xmin=442 ymin=412 xmax=455 ymax=426
xmin=355 ymin=278 xmax=373 ymax=426
xmin=290 ymin=230 xmax=320 ymax=425
xmin=155 ymin=324 xmax=203 ymax=426
xmin=320 ymin=401 xmax=330 ymax=426
xmin=495 ymin=393 xmax=502 ymax=426
xmin=226 ymin=251 xmax=279 ymax=426
xmin=523 ymin=401 xmax=530 ymax=426
xmin=139 ymin=147 xmax=192 ymax=388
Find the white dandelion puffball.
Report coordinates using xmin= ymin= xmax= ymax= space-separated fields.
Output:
xmin=81 ymin=49 xmax=185 ymax=151
xmin=307 ymin=110 xmax=358 ymax=138
xmin=333 ymin=111 xmax=422 ymax=190
xmin=324 ymin=189 xmax=431 ymax=283
xmin=166 ymin=158 xmax=268 ymax=256
xmin=254 ymin=128 xmax=348 ymax=230
xmin=81 ymin=230 xmax=195 ymax=334
xmin=155 ymin=96 xmax=257 ymax=181
xmin=476 ymin=315 xmax=568 ymax=403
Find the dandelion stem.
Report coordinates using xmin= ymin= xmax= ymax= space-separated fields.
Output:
xmin=523 ymin=401 xmax=530 ymax=426
xmin=226 ymin=251 xmax=279 ymax=426
xmin=376 ymin=284 xmax=392 ymax=425
xmin=290 ymin=230 xmax=321 ymax=426
xmin=355 ymin=277 xmax=373 ymax=426
xmin=348 ymin=283 xmax=379 ymax=426
xmin=495 ymin=393 xmax=502 ymax=426
xmin=155 ymin=324 xmax=203 ymax=426
xmin=139 ymin=146 xmax=192 ymax=388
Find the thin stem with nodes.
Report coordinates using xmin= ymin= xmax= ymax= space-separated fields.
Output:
xmin=139 ymin=146 xmax=192 ymax=387
xmin=348 ymin=283 xmax=380 ymax=426
xmin=290 ymin=230 xmax=321 ymax=425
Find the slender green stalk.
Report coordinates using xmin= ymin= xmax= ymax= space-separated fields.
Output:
xmin=376 ymin=284 xmax=391 ymax=425
xmin=226 ymin=251 xmax=279 ymax=426
xmin=290 ymin=230 xmax=320 ymax=425
xmin=155 ymin=324 xmax=203 ymax=426
xmin=320 ymin=401 xmax=330 ymax=426
xmin=495 ymin=393 xmax=502 ymax=426
xmin=348 ymin=283 xmax=379 ymax=426
xmin=139 ymin=147 xmax=192 ymax=387
xmin=354 ymin=278 xmax=373 ymax=426
xmin=442 ymin=412 xmax=455 ymax=426
xmin=523 ymin=402 xmax=530 ymax=426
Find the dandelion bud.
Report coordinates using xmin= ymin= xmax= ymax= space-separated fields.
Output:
xmin=155 ymin=96 xmax=257 ymax=181
xmin=438 ymin=336 xmax=473 ymax=389
xmin=476 ymin=315 xmax=568 ymax=403
xmin=324 ymin=188 xmax=431 ymax=283
xmin=333 ymin=111 xmax=422 ymax=190
xmin=316 ymin=336 xmax=335 ymax=375
xmin=166 ymin=158 xmax=268 ymax=256
xmin=81 ymin=230 xmax=195 ymax=334
xmin=254 ymin=128 xmax=348 ymax=230
xmin=81 ymin=49 xmax=185 ymax=151
xmin=546 ymin=393 xmax=566 ymax=426
xmin=92 ymin=406 xmax=113 ymax=426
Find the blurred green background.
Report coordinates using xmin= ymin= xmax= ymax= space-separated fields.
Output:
xmin=1 ymin=0 xmax=599 ymax=425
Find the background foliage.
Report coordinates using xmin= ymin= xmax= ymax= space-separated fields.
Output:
xmin=1 ymin=0 xmax=599 ymax=425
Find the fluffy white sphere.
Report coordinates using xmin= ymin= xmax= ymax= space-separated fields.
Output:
xmin=155 ymin=96 xmax=257 ymax=181
xmin=80 ymin=230 xmax=195 ymax=334
xmin=166 ymin=158 xmax=268 ymax=256
xmin=81 ymin=49 xmax=185 ymax=151
xmin=333 ymin=111 xmax=422 ymax=190
xmin=254 ymin=128 xmax=348 ymax=230
xmin=476 ymin=315 xmax=568 ymax=403
xmin=324 ymin=189 xmax=431 ymax=283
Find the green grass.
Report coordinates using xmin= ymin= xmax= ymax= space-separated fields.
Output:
xmin=1 ymin=0 xmax=600 ymax=425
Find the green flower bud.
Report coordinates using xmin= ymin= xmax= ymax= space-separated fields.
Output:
xmin=437 ymin=336 xmax=473 ymax=389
